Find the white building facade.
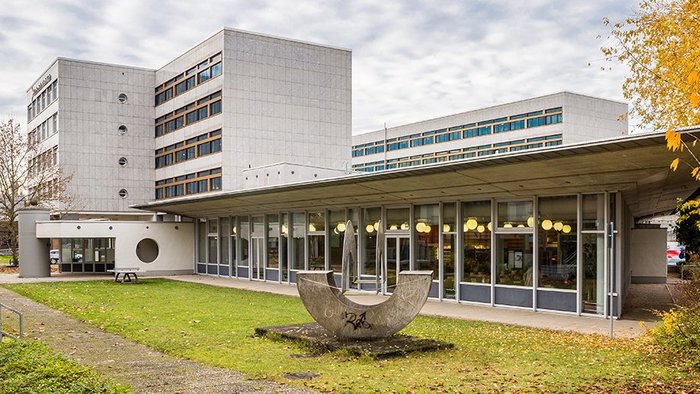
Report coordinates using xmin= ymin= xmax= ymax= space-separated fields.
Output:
xmin=351 ymin=92 xmax=628 ymax=172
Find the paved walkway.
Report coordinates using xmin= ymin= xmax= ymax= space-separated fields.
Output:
xmin=0 ymin=285 xmax=313 ymax=394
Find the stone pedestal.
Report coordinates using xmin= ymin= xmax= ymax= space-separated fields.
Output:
xmin=18 ymin=208 xmax=51 ymax=278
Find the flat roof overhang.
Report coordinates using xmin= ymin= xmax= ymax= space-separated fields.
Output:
xmin=135 ymin=130 xmax=700 ymax=220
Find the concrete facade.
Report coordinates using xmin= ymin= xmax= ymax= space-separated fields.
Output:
xmin=27 ymin=59 xmax=156 ymax=212
xmin=153 ymin=29 xmax=352 ymax=197
xmin=629 ymin=228 xmax=667 ymax=284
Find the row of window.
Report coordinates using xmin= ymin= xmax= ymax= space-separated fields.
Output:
xmin=28 ymin=80 xmax=58 ymax=121
xmin=352 ymin=107 xmax=563 ymax=157
xmin=155 ymin=52 xmax=223 ymax=106
xmin=29 ymin=145 xmax=58 ymax=177
xmin=28 ymin=178 xmax=61 ymax=201
xmin=155 ymin=167 xmax=222 ymax=200
xmin=195 ymin=194 xmax=608 ymax=313
xmin=28 ymin=113 xmax=58 ymax=145
xmin=155 ymin=91 xmax=222 ymax=137
xmin=155 ymin=129 xmax=222 ymax=168
xmin=352 ymin=134 xmax=563 ymax=172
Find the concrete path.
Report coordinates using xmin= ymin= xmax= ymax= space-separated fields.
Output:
xmin=0 ymin=286 xmax=313 ymax=394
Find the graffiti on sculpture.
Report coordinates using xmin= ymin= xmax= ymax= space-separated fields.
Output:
xmin=343 ymin=311 xmax=372 ymax=330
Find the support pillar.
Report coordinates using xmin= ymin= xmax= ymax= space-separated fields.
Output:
xmin=18 ymin=208 xmax=51 ymax=278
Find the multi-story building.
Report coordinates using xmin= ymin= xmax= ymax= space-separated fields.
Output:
xmin=352 ymin=92 xmax=628 ymax=172
xmin=21 ymin=27 xmax=695 ymax=320
xmin=26 ymin=27 xmax=351 ymax=215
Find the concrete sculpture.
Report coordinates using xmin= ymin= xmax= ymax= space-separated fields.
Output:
xmin=297 ymin=219 xmax=433 ymax=339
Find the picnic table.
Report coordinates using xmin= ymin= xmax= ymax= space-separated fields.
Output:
xmin=107 ymin=268 xmax=140 ymax=283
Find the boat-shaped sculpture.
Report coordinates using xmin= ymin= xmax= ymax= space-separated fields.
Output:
xmin=296 ymin=270 xmax=433 ymax=339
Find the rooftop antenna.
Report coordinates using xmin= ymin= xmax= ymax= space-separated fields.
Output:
xmin=384 ymin=122 xmax=388 ymax=170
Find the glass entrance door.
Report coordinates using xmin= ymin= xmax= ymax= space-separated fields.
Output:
xmin=251 ymin=237 xmax=264 ymax=280
xmin=385 ymin=236 xmax=410 ymax=293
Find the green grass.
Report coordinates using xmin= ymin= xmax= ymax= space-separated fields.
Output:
xmin=4 ymin=279 xmax=699 ymax=392
xmin=0 ymin=255 xmax=12 ymax=265
xmin=0 ymin=338 xmax=128 ymax=394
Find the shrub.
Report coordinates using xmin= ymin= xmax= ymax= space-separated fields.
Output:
xmin=649 ymin=267 xmax=700 ymax=368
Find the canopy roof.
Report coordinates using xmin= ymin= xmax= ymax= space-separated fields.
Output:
xmin=135 ymin=129 xmax=700 ymax=220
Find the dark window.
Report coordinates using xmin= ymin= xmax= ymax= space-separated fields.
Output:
xmin=198 ymin=69 xmax=211 ymax=84
xmin=210 ymin=100 xmax=222 ymax=115
xmin=210 ymin=63 xmax=222 ymax=78
xmin=185 ymin=76 xmax=196 ymax=89
xmin=210 ymin=177 xmax=222 ymax=190
xmin=175 ymin=80 xmax=187 ymax=95
xmin=186 ymin=182 xmax=198 ymax=194
xmin=176 ymin=149 xmax=187 ymax=162
xmin=198 ymin=106 xmax=208 ymax=120
xmin=198 ymin=142 xmax=211 ymax=156
xmin=198 ymin=180 xmax=208 ymax=192
xmin=186 ymin=110 xmax=198 ymax=124
xmin=211 ymin=139 xmax=222 ymax=153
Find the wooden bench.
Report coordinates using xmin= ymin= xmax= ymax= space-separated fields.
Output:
xmin=107 ymin=268 xmax=140 ymax=283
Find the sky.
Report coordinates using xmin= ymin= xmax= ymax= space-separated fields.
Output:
xmin=0 ymin=0 xmax=639 ymax=134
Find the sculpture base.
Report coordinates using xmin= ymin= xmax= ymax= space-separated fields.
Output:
xmin=255 ymin=323 xmax=453 ymax=359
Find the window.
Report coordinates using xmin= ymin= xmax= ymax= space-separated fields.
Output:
xmin=210 ymin=177 xmax=221 ymax=191
xmin=198 ymin=68 xmax=210 ymax=84
xmin=496 ymin=234 xmax=533 ymax=286
xmin=462 ymin=201 xmax=492 ymax=284
xmin=210 ymin=62 xmax=222 ymax=78
xmin=118 ymin=189 xmax=128 ymax=198
xmin=198 ymin=142 xmax=211 ymax=156
xmin=185 ymin=76 xmax=196 ymax=90
xmin=210 ymin=100 xmax=221 ymax=115
xmin=538 ymin=196 xmax=577 ymax=290
xmin=198 ymin=106 xmax=208 ymax=120
xmin=186 ymin=110 xmax=198 ymax=124
xmin=210 ymin=139 xmax=222 ymax=153
xmin=118 ymin=93 xmax=128 ymax=103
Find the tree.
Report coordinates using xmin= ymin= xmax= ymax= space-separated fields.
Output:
xmin=0 ymin=118 xmax=71 ymax=266
xmin=674 ymin=198 xmax=700 ymax=258
xmin=602 ymin=0 xmax=700 ymax=178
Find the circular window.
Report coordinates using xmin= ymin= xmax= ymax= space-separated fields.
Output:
xmin=118 ymin=157 xmax=128 ymax=166
xmin=118 ymin=93 xmax=128 ymax=103
xmin=118 ymin=125 xmax=127 ymax=135
xmin=118 ymin=189 xmax=128 ymax=198
xmin=136 ymin=238 xmax=158 ymax=263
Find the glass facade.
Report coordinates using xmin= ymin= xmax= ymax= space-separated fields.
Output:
xmin=193 ymin=191 xmax=614 ymax=315
xmin=462 ymin=201 xmax=491 ymax=283
xmin=59 ymin=238 xmax=114 ymax=273
xmin=537 ymin=196 xmax=577 ymax=290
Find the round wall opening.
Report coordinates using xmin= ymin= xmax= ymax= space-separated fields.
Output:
xmin=118 ymin=157 xmax=128 ymax=166
xmin=118 ymin=188 xmax=128 ymax=198
xmin=118 ymin=125 xmax=128 ymax=135
xmin=136 ymin=238 xmax=159 ymax=263
xmin=118 ymin=93 xmax=128 ymax=103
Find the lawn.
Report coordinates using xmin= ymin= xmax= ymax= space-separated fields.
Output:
xmin=4 ymin=279 xmax=698 ymax=393
xmin=0 ymin=338 xmax=128 ymax=394
xmin=0 ymin=255 xmax=12 ymax=265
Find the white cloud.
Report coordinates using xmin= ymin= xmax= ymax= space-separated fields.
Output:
xmin=0 ymin=0 xmax=638 ymax=132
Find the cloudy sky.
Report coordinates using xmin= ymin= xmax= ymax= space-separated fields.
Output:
xmin=0 ymin=0 xmax=639 ymax=134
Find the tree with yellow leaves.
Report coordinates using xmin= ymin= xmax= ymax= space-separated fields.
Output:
xmin=602 ymin=0 xmax=700 ymax=179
